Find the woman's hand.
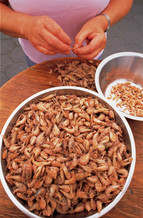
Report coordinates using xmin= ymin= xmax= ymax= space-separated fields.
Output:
xmin=73 ymin=16 xmax=107 ymax=59
xmin=25 ymin=15 xmax=71 ymax=55
xmin=0 ymin=4 xmax=72 ymax=55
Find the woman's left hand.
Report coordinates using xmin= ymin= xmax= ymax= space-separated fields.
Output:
xmin=73 ymin=17 xmax=107 ymax=59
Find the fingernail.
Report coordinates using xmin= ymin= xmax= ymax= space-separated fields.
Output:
xmin=72 ymin=43 xmax=79 ymax=50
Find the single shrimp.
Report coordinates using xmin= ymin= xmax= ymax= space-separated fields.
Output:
xmin=2 ymin=149 xmax=7 ymax=159
xmin=44 ymin=175 xmax=53 ymax=185
xmin=60 ymin=188 xmax=75 ymax=199
xmin=61 ymin=126 xmax=75 ymax=134
xmin=33 ymin=179 xmax=44 ymax=190
xmin=11 ymin=128 xmax=18 ymax=144
xmin=39 ymin=196 xmax=46 ymax=210
xmin=86 ymin=175 xmax=98 ymax=183
xmin=12 ymin=160 xmax=19 ymax=170
xmin=108 ymin=166 xmax=115 ymax=176
xmin=68 ymin=154 xmax=78 ymax=170
xmin=13 ymin=182 xmax=27 ymax=194
xmin=117 ymin=168 xmax=128 ymax=178
xmin=31 ymin=156 xmax=51 ymax=167
xmin=97 ymin=193 xmax=110 ymax=204
xmin=92 ymin=132 xmax=98 ymax=148
xmin=58 ymin=185 xmax=70 ymax=193
xmin=75 ymin=172 xmax=91 ymax=181
xmin=71 ymin=202 xmax=85 ymax=213
xmin=96 ymin=144 xmax=105 ymax=152
xmin=48 ymin=167 xmax=59 ymax=180
xmin=78 ymin=152 xmax=90 ymax=165
xmin=96 ymin=159 xmax=108 ymax=171
xmin=86 ymin=132 xmax=93 ymax=140
xmin=56 ymin=167 xmax=65 ymax=185
xmin=36 ymin=132 xmax=45 ymax=145
xmin=96 ymin=200 xmax=102 ymax=213
xmin=105 ymin=184 xmax=120 ymax=197
xmin=56 ymin=204 xmax=68 ymax=214
xmin=79 ymin=164 xmax=92 ymax=173
xmin=32 ymin=125 xmax=40 ymax=136
xmin=16 ymin=192 xmax=27 ymax=201
xmin=64 ymin=174 xmax=76 ymax=185
xmin=40 ymin=117 xmax=47 ymax=126
xmin=3 ymin=135 xmax=11 ymax=148
xmin=85 ymin=201 xmax=92 ymax=212
xmin=83 ymin=139 xmax=90 ymax=150
xmin=49 ymin=184 xmax=58 ymax=198
xmin=120 ymin=157 xmax=133 ymax=167
xmin=99 ymin=135 xmax=109 ymax=144
xmin=33 ymin=165 xmax=44 ymax=179
xmin=40 ymin=94 xmax=56 ymax=101
xmin=90 ymin=198 xmax=96 ymax=210
xmin=37 ymin=102 xmax=48 ymax=112
xmin=95 ymin=180 xmax=102 ymax=192
xmin=43 ymin=205 xmax=52 ymax=216
xmin=62 ymin=119 xmax=70 ymax=127
xmin=7 ymin=175 xmax=22 ymax=182
xmin=77 ymin=190 xmax=88 ymax=199
xmin=16 ymin=114 xmax=27 ymax=126
xmin=33 ymin=146 xmax=41 ymax=158
xmin=50 ymin=199 xmax=57 ymax=214
xmin=79 ymin=126 xmax=92 ymax=133
xmin=112 ymin=152 xmax=120 ymax=169
xmin=30 ymin=136 xmax=37 ymax=145
xmin=119 ymin=143 xmax=127 ymax=155
xmin=52 ymin=123 xmax=60 ymax=136
xmin=109 ymin=130 xmax=118 ymax=142
xmin=62 ymin=164 xmax=71 ymax=180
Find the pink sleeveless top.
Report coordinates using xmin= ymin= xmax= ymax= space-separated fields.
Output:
xmin=9 ymin=0 xmax=110 ymax=63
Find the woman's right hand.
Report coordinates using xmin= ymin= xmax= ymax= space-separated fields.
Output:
xmin=24 ymin=15 xmax=71 ymax=55
xmin=0 ymin=3 xmax=72 ymax=55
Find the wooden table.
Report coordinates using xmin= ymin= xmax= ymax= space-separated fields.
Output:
xmin=0 ymin=58 xmax=143 ymax=217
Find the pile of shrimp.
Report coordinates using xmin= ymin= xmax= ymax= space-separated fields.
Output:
xmin=108 ymin=81 xmax=143 ymax=117
xmin=2 ymin=93 xmax=132 ymax=217
xmin=55 ymin=60 xmax=98 ymax=91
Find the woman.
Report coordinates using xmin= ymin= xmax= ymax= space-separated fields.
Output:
xmin=0 ymin=0 xmax=133 ymax=66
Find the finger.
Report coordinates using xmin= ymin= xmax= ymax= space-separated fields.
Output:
xmin=53 ymin=25 xmax=71 ymax=46
xmin=74 ymin=36 xmax=98 ymax=55
xmin=74 ymin=29 xmax=88 ymax=48
xmin=76 ymin=48 xmax=103 ymax=60
xmin=41 ymin=29 xmax=71 ymax=53
xmin=34 ymin=37 xmax=71 ymax=55
xmin=36 ymin=45 xmax=57 ymax=55
xmin=74 ymin=34 xmax=106 ymax=56
xmin=44 ymin=19 xmax=71 ymax=46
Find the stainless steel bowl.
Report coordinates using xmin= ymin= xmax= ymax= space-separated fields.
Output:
xmin=95 ymin=52 xmax=143 ymax=121
xmin=0 ymin=86 xmax=136 ymax=218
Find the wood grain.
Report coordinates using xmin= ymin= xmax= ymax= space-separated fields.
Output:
xmin=0 ymin=58 xmax=143 ymax=218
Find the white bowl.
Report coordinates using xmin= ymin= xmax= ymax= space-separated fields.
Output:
xmin=0 ymin=86 xmax=136 ymax=218
xmin=95 ymin=52 xmax=143 ymax=121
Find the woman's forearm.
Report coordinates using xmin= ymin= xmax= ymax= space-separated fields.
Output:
xmin=0 ymin=3 xmax=32 ymax=38
xmin=101 ymin=0 xmax=134 ymax=27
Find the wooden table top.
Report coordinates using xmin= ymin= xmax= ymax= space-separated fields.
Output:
xmin=0 ymin=58 xmax=143 ymax=218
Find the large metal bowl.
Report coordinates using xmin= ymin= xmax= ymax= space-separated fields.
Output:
xmin=95 ymin=52 xmax=143 ymax=121
xmin=0 ymin=86 xmax=136 ymax=218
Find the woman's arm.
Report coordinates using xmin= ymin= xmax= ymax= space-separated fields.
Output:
xmin=0 ymin=2 xmax=71 ymax=55
xmin=73 ymin=0 xmax=134 ymax=59
xmin=0 ymin=3 xmax=31 ymax=38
